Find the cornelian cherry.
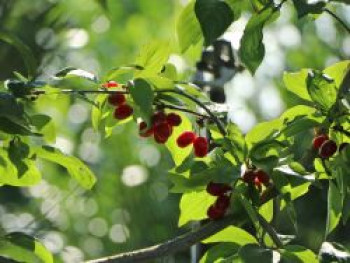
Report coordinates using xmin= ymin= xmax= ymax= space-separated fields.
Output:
xmin=114 ymin=104 xmax=133 ymax=120
xmin=108 ymin=93 xmax=126 ymax=106
xmin=206 ymin=182 xmax=232 ymax=196
xmin=139 ymin=121 xmax=153 ymax=137
xmin=166 ymin=113 xmax=182 ymax=126
xmin=102 ymin=81 xmax=118 ymax=88
xmin=319 ymin=140 xmax=337 ymax=158
xmin=312 ymin=134 xmax=329 ymax=149
xmin=207 ymin=205 xmax=225 ymax=220
xmin=193 ymin=136 xmax=208 ymax=157
xmin=176 ymin=131 xmax=196 ymax=148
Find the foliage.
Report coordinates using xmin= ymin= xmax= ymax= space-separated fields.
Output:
xmin=0 ymin=0 xmax=349 ymax=262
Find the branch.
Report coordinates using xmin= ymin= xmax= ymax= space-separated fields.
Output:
xmin=86 ymin=215 xmax=235 ymax=263
xmin=324 ymin=8 xmax=350 ymax=35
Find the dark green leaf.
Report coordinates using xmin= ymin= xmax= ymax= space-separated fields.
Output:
xmin=130 ymin=78 xmax=154 ymax=124
xmin=292 ymin=0 xmax=326 ymax=18
xmin=177 ymin=0 xmax=203 ymax=53
xmin=31 ymin=115 xmax=56 ymax=143
xmin=238 ymin=244 xmax=274 ymax=262
xmin=307 ymin=71 xmax=337 ymax=113
xmin=36 ymin=146 xmax=96 ymax=190
xmin=200 ymin=243 xmax=240 ymax=263
xmin=0 ymin=31 xmax=37 ymax=79
xmin=195 ymin=0 xmax=234 ymax=46
xmin=55 ymin=67 xmax=98 ymax=82
xmin=239 ymin=7 xmax=278 ymax=74
xmin=281 ymin=245 xmax=318 ymax=263
xmin=203 ymin=226 xmax=258 ymax=245
xmin=326 ymin=181 xmax=343 ymax=236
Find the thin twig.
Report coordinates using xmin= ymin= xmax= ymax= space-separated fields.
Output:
xmin=155 ymin=102 xmax=210 ymax=119
xmin=324 ymin=8 xmax=350 ymax=35
xmin=86 ymin=215 xmax=236 ymax=263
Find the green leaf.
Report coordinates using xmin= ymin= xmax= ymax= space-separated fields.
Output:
xmin=91 ymin=94 xmax=108 ymax=132
xmin=0 ymin=117 xmax=36 ymax=136
xmin=259 ymin=200 xmax=273 ymax=222
xmin=104 ymin=65 xmax=142 ymax=82
xmin=283 ymin=69 xmax=312 ymax=101
xmin=134 ymin=41 xmax=171 ymax=76
xmin=0 ymin=31 xmax=37 ymax=79
xmin=239 ymin=7 xmax=278 ymax=74
xmin=323 ymin=60 xmax=350 ymax=89
xmin=178 ymin=190 xmax=216 ymax=226
xmin=203 ymin=226 xmax=258 ymax=245
xmin=326 ymin=181 xmax=343 ymax=236
xmin=281 ymin=245 xmax=318 ymax=263
xmin=31 ymin=115 xmax=56 ymax=143
xmin=200 ymin=243 xmax=240 ymax=263
xmin=307 ymin=70 xmax=338 ymax=112
xmin=130 ymin=78 xmax=154 ymax=124
xmin=3 ymin=232 xmax=53 ymax=263
xmin=249 ymin=0 xmax=273 ymax=11
xmin=165 ymin=112 xmax=192 ymax=166
xmin=54 ymin=67 xmax=98 ymax=82
xmin=160 ymin=63 xmax=178 ymax=80
xmin=176 ymin=0 xmax=203 ymax=53
xmin=35 ymin=146 xmax=96 ymax=190
xmin=292 ymin=0 xmax=326 ymax=18
xmin=0 ymin=148 xmax=41 ymax=187
xmin=238 ymin=244 xmax=274 ymax=262
xmin=195 ymin=0 xmax=234 ymax=46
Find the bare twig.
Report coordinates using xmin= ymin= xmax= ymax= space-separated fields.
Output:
xmin=86 ymin=215 xmax=236 ymax=263
xmin=324 ymin=8 xmax=350 ymax=35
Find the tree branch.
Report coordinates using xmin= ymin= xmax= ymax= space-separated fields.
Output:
xmin=324 ymin=8 xmax=350 ymax=35
xmin=86 ymin=215 xmax=235 ymax=263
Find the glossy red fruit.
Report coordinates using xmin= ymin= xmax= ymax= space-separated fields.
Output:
xmin=312 ymin=134 xmax=329 ymax=149
xmin=254 ymin=177 xmax=263 ymax=192
xmin=176 ymin=131 xmax=196 ymax=148
xmin=152 ymin=111 xmax=167 ymax=125
xmin=206 ymin=182 xmax=232 ymax=196
xmin=102 ymin=81 xmax=118 ymax=88
xmin=114 ymin=104 xmax=133 ymax=120
xmin=193 ymin=137 xmax=208 ymax=157
xmin=108 ymin=93 xmax=126 ymax=106
xmin=242 ymin=170 xmax=256 ymax=184
xmin=255 ymin=169 xmax=270 ymax=186
xmin=139 ymin=121 xmax=153 ymax=137
xmin=319 ymin=140 xmax=337 ymax=158
xmin=166 ymin=113 xmax=182 ymax=127
xmin=153 ymin=122 xmax=172 ymax=144
xmin=207 ymin=205 xmax=225 ymax=220
xmin=214 ymin=195 xmax=230 ymax=210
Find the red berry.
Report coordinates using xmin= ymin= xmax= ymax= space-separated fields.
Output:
xmin=206 ymin=182 xmax=232 ymax=196
xmin=319 ymin=140 xmax=337 ymax=158
xmin=207 ymin=205 xmax=225 ymax=220
xmin=193 ymin=137 xmax=208 ymax=157
xmin=176 ymin=131 xmax=196 ymax=148
xmin=152 ymin=111 xmax=167 ymax=125
xmin=255 ymin=169 xmax=270 ymax=186
xmin=153 ymin=122 xmax=172 ymax=144
xmin=254 ymin=177 xmax=262 ymax=192
xmin=113 ymin=104 xmax=133 ymax=120
xmin=312 ymin=134 xmax=329 ymax=149
xmin=108 ymin=93 xmax=126 ymax=106
xmin=214 ymin=195 xmax=230 ymax=210
xmin=102 ymin=81 xmax=118 ymax=88
xmin=166 ymin=113 xmax=182 ymax=127
xmin=242 ymin=170 xmax=256 ymax=184
xmin=139 ymin=121 xmax=153 ymax=137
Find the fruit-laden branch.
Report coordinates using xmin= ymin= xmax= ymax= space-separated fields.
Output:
xmin=86 ymin=215 xmax=236 ymax=263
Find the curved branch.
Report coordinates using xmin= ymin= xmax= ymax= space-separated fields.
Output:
xmin=86 ymin=215 xmax=235 ymax=263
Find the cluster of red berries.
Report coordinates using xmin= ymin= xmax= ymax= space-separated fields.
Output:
xmin=138 ymin=111 xmax=182 ymax=144
xmin=108 ymin=93 xmax=134 ymax=120
xmin=312 ymin=134 xmax=338 ymax=159
xmin=176 ymin=131 xmax=208 ymax=157
xmin=206 ymin=182 xmax=232 ymax=220
xmin=242 ymin=168 xmax=270 ymax=191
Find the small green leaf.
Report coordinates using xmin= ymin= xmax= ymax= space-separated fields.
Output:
xmin=160 ymin=63 xmax=178 ymax=80
xmin=238 ymin=244 xmax=274 ymax=262
xmin=200 ymin=243 xmax=240 ymax=263
xmin=283 ymin=69 xmax=312 ymax=101
xmin=178 ymin=190 xmax=216 ymax=226
xmin=36 ymin=146 xmax=96 ymax=190
xmin=54 ymin=67 xmax=98 ymax=82
xmin=203 ymin=226 xmax=258 ymax=245
xmin=91 ymin=94 xmax=108 ymax=132
xmin=239 ymin=7 xmax=278 ymax=74
xmin=307 ymin=70 xmax=337 ymax=112
xmin=134 ymin=41 xmax=171 ymax=76
xmin=176 ymin=0 xmax=203 ymax=53
xmin=326 ymin=181 xmax=343 ymax=236
xmin=166 ymin=112 xmax=193 ymax=167
xmin=281 ymin=245 xmax=318 ymax=263
xmin=324 ymin=60 xmax=350 ymax=89
xmin=195 ymin=0 xmax=234 ymax=46
xmin=0 ymin=31 xmax=37 ymax=79
xmin=130 ymin=78 xmax=154 ymax=123
xmin=4 ymin=232 xmax=53 ymax=263
xmin=31 ymin=115 xmax=56 ymax=143
xmin=0 ymin=117 xmax=36 ymax=136
xmin=292 ymin=0 xmax=326 ymax=18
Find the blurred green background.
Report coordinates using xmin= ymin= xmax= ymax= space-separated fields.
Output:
xmin=0 ymin=0 xmax=349 ymax=262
